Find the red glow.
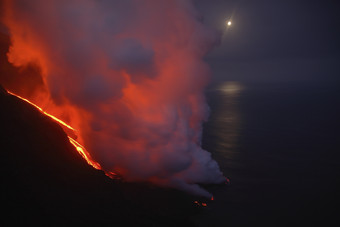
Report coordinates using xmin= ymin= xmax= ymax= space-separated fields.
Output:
xmin=7 ymin=90 xmax=118 ymax=177
xmin=194 ymin=201 xmax=209 ymax=207
xmin=68 ymin=136 xmax=101 ymax=170
xmin=2 ymin=0 xmax=225 ymax=197
xmin=7 ymin=91 xmax=76 ymax=132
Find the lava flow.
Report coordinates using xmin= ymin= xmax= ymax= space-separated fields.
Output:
xmin=3 ymin=0 xmax=226 ymax=197
xmin=7 ymin=91 xmax=76 ymax=132
xmin=68 ymin=136 xmax=102 ymax=170
xmin=6 ymin=90 xmax=117 ymax=177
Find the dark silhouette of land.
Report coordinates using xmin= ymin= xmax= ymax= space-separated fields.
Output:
xmin=0 ymin=85 xmax=201 ymax=226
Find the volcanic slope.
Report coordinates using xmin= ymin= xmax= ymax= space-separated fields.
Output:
xmin=0 ymin=85 xmax=198 ymax=226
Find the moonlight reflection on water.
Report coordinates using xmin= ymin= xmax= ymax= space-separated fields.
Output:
xmin=212 ymin=81 xmax=244 ymax=169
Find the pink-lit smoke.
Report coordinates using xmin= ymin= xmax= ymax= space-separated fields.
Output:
xmin=2 ymin=0 xmax=225 ymax=197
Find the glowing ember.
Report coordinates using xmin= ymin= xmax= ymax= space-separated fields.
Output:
xmin=194 ymin=201 xmax=209 ymax=207
xmin=225 ymin=177 xmax=231 ymax=185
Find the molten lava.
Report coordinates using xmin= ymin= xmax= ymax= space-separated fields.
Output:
xmin=3 ymin=0 xmax=226 ymax=197
xmin=68 ymin=136 xmax=101 ymax=170
xmin=7 ymin=91 xmax=76 ymax=131
xmin=6 ymin=90 xmax=117 ymax=177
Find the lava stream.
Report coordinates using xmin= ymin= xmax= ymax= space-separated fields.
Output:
xmin=68 ymin=136 xmax=102 ymax=170
xmin=6 ymin=89 xmax=116 ymax=176
xmin=7 ymin=91 xmax=76 ymax=131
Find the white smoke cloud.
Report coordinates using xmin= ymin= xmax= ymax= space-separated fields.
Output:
xmin=3 ymin=0 xmax=225 ymax=197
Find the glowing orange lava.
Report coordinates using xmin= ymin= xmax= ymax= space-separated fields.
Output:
xmin=6 ymin=89 xmax=118 ymax=177
xmin=2 ymin=0 xmax=228 ymax=197
xmin=68 ymin=136 xmax=102 ymax=170
xmin=7 ymin=91 xmax=76 ymax=131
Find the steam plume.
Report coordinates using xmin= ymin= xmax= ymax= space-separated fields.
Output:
xmin=3 ymin=0 xmax=224 ymax=197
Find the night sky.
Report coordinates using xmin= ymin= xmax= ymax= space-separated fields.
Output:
xmin=1 ymin=1 xmax=339 ymax=226
xmin=195 ymin=0 xmax=340 ymax=86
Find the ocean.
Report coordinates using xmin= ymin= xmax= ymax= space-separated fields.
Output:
xmin=197 ymin=81 xmax=340 ymax=226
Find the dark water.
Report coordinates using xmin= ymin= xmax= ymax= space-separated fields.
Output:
xmin=198 ymin=82 xmax=340 ymax=226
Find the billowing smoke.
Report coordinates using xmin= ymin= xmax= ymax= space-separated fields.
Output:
xmin=2 ymin=0 xmax=225 ymax=197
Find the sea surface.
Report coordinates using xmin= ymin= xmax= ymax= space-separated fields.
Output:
xmin=197 ymin=82 xmax=340 ymax=226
